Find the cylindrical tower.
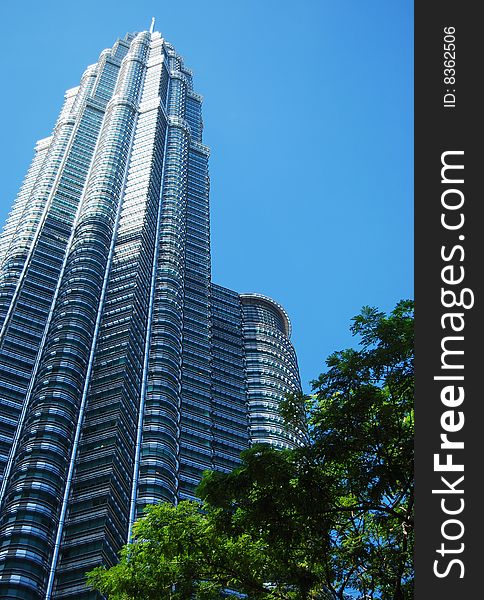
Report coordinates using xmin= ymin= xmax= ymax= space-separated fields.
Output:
xmin=240 ymin=294 xmax=306 ymax=449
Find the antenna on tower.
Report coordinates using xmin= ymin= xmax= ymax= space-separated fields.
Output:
xmin=149 ymin=16 xmax=155 ymax=34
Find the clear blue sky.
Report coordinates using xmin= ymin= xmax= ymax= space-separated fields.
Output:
xmin=0 ymin=0 xmax=413 ymax=392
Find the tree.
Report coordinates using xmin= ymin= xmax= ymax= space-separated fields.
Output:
xmin=197 ymin=444 xmax=337 ymax=599
xmin=87 ymin=448 xmax=340 ymax=599
xmin=87 ymin=500 xmax=272 ymax=599
xmin=88 ymin=300 xmax=414 ymax=600
xmin=283 ymin=299 xmax=414 ymax=599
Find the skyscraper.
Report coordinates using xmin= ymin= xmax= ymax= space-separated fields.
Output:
xmin=0 ymin=27 xmax=305 ymax=599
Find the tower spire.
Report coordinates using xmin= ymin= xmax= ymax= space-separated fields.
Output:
xmin=149 ymin=16 xmax=155 ymax=33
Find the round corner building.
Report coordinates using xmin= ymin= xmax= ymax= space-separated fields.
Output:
xmin=0 ymin=26 xmax=307 ymax=600
xmin=240 ymin=294 xmax=306 ymax=449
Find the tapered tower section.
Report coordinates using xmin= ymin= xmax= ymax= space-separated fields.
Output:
xmin=0 ymin=28 xmax=305 ymax=600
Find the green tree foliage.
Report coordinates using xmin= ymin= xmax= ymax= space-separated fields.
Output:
xmin=88 ymin=300 xmax=414 ymax=600
xmin=87 ymin=500 xmax=269 ymax=599
xmin=283 ymin=299 xmax=414 ymax=598
xmin=87 ymin=489 xmax=328 ymax=600
xmin=197 ymin=445 xmax=336 ymax=598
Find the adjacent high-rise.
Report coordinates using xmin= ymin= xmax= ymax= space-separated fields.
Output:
xmin=0 ymin=27 xmax=305 ymax=599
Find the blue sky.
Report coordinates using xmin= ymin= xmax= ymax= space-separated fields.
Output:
xmin=0 ymin=0 xmax=413 ymax=392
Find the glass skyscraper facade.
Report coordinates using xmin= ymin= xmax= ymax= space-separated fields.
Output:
xmin=0 ymin=28 xmax=305 ymax=599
